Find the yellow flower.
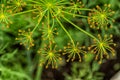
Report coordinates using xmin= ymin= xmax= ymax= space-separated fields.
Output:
xmin=41 ymin=22 xmax=58 ymax=42
xmin=63 ymin=42 xmax=86 ymax=62
xmin=89 ymin=34 xmax=116 ymax=64
xmin=88 ymin=4 xmax=115 ymax=29
xmin=16 ymin=29 xmax=34 ymax=50
xmin=0 ymin=4 xmax=12 ymax=27
xmin=7 ymin=0 xmax=26 ymax=12
xmin=69 ymin=0 xmax=84 ymax=15
xmin=38 ymin=44 xmax=62 ymax=69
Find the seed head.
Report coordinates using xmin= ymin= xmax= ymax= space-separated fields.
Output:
xmin=38 ymin=44 xmax=62 ymax=69
xmin=0 ymin=4 xmax=13 ymax=28
xmin=68 ymin=0 xmax=84 ymax=16
xmin=63 ymin=42 xmax=86 ymax=62
xmin=16 ymin=29 xmax=34 ymax=50
xmin=41 ymin=22 xmax=58 ymax=42
xmin=7 ymin=0 xmax=26 ymax=12
xmin=90 ymin=34 xmax=116 ymax=63
xmin=88 ymin=4 xmax=115 ymax=29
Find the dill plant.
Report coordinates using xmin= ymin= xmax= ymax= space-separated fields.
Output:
xmin=0 ymin=0 xmax=118 ymax=80
xmin=1 ymin=0 xmax=116 ymax=67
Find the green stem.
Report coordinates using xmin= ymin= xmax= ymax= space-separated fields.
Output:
xmin=47 ymin=11 xmax=50 ymax=28
xmin=26 ymin=50 xmax=32 ymax=79
xmin=26 ymin=50 xmax=31 ymax=76
xmin=56 ymin=17 xmax=75 ymax=46
xmin=101 ymin=28 xmax=105 ymax=37
xmin=27 ymin=0 xmax=42 ymax=4
xmin=32 ymin=9 xmax=47 ymax=33
xmin=32 ymin=22 xmax=40 ymax=33
xmin=56 ymin=0 xmax=70 ymax=4
xmin=35 ymin=64 xmax=43 ymax=80
xmin=51 ymin=18 xmax=55 ymax=29
xmin=35 ymin=40 xmax=46 ymax=80
xmin=62 ymin=16 xmax=99 ymax=42
xmin=65 ymin=7 xmax=92 ymax=11
xmin=11 ymin=9 xmax=37 ymax=16
xmin=47 ymin=11 xmax=52 ymax=50
xmin=62 ymin=11 xmax=88 ymax=18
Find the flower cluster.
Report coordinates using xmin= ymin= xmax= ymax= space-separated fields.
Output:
xmin=7 ymin=0 xmax=26 ymax=12
xmin=69 ymin=0 xmax=84 ymax=15
xmin=0 ymin=4 xmax=12 ymax=28
xmin=0 ymin=0 xmax=116 ymax=69
xmin=16 ymin=29 xmax=34 ymax=50
xmin=63 ymin=42 xmax=86 ymax=62
xmin=38 ymin=44 xmax=62 ymax=69
xmin=32 ymin=5 xmax=44 ymax=23
xmin=88 ymin=4 xmax=115 ymax=29
xmin=89 ymin=34 xmax=116 ymax=64
xmin=41 ymin=22 xmax=58 ymax=42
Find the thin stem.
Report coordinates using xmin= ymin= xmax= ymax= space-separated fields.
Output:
xmin=47 ymin=10 xmax=52 ymax=50
xmin=62 ymin=16 xmax=99 ymax=42
xmin=35 ymin=41 xmax=45 ymax=80
xmin=32 ymin=22 xmax=40 ymax=33
xmin=56 ymin=17 xmax=75 ymax=47
xmin=11 ymin=9 xmax=37 ymax=16
xmin=27 ymin=0 xmax=42 ymax=4
xmin=56 ymin=1 xmax=70 ymax=5
xmin=51 ymin=18 xmax=55 ymax=29
xmin=65 ymin=7 xmax=92 ymax=11
xmin=47 ymin=11 xmax=50 ymax=28
xmin=62 ymin=11 xmax=88 ymax=18
xmin=101 ymin=28 xmax=105 ymax=37
xmin=32 ymin=9 xmax=47 ymax=33
xmin=26 ymin=50 xmax=32 ymax=76
xmin=35 ymin=64 xmax=42 ymax=80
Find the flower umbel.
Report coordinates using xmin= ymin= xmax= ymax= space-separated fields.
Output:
xmin=16 ymin=29 xmax=34 ymax=50
xmin=0 ymin=4 xmax=12 ymax=27
xmin=38 ymin=44 xmax=62 ymax=69
xmin=88 ymin=4 xmax=115 ymax=29
xmin=7 ymin=0 xmax=26 ymax=12
xmin=63 ymin=42 xmax=86 ymax=62
xmin=69 ymin=0 xmax=84 ymax=15
xmin=89 ymin=34 xmax=116 ymax=64
xmin=41 ymin=22 xmax=58 ymax=42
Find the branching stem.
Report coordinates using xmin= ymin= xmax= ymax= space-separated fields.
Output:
xmin=56 ymin=17 xmax=75 ymax=47
xmin=62 ymin=16 xmax=99 ymax=42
